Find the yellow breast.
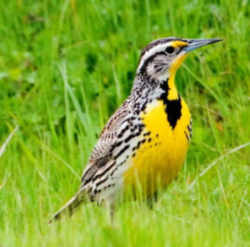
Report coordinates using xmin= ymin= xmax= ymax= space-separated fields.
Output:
xmin=124 ymin=98 xmax=191 ymax=196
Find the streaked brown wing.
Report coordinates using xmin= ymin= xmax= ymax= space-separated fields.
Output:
xmin=81 ymin=99 xmax=130 ymax=185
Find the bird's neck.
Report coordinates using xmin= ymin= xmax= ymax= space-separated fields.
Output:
xmin=165 ymin=73 xmax=178 ymax=100
xmin=164 ymin=53 xmax=187 ymax=100
xmin=165 ymin=55 xmax=187 ymax=101
xmin=132 ymin=72 xmax=179 ymax=103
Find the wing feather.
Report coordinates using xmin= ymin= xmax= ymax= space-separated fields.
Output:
xmin=81 ymin=99 xmax=131 ymax=186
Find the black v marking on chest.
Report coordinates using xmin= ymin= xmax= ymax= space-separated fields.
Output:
xmin=159 ymin=80 xmax=182 ymax=129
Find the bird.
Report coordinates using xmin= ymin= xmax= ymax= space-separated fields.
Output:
xmin=49 ymin=37 xmax=222 ymax=222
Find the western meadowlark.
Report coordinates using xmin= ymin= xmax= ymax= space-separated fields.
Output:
xmin=49 ymin=37 xmax=222 ymax=222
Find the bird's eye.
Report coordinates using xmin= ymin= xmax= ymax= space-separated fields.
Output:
xmin=165 ymin=46 xmax=175 ymax=54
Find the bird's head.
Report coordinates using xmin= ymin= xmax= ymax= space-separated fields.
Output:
xmin=137 ymin=37 xmax=222 ymax=81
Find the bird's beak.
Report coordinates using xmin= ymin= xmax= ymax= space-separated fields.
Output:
xmin=183 ymin=38 xmax=223 ymax=52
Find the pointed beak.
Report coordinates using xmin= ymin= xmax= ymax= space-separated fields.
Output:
xmin=183 ymin=38 xmax=223 ymax=52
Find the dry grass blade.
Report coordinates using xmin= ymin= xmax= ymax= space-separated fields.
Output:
xmin=188 ymin=142 xmax=250 ymax=190
xmin=0 ymin=126 xmax=19 ymax=158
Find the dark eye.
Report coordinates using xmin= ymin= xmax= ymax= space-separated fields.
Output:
xmin=165 ymin=46 xmax=175 ymax=54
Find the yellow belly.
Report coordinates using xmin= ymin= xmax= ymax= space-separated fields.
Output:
xmin=124 ymin=98 xmax=191 ymax=196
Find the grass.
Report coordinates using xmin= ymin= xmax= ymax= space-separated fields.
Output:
xmin=0 ymin=0 xmax=249 ymax=246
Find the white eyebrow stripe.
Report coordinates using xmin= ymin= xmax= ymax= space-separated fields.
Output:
xmin=137 ymin=42 xmax=171 ymax=73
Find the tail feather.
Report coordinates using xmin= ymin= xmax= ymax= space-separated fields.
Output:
xmin=49 ymin=189 xmax=86 ymax=223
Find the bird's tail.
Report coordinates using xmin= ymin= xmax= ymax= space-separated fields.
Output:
xmin=49 ymin=188 xmax=87 ymax=223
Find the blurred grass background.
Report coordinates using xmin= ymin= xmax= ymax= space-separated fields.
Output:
xmin=0 ymin=0 xmax=249 ymax=246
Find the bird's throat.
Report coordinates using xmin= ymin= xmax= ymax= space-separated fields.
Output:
xmin=167 ymin=53 xmax=187 ymax=100
xmin=167 ymin=76 xmax=178 ymax=100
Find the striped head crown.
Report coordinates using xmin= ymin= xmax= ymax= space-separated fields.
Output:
xmin=136 ymin=37 xmax=222 ymax=81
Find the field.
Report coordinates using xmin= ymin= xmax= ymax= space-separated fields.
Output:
xmin=0 ymin=0 xmax=249 ymax=246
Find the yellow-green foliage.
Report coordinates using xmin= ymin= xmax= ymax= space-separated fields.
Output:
xmin=0 ymin=0 xmax=249 ymax=246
